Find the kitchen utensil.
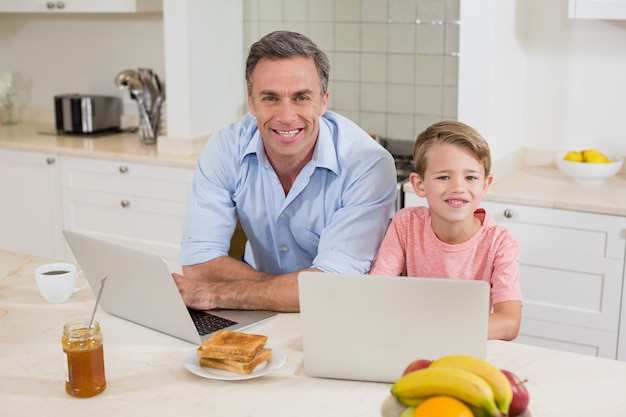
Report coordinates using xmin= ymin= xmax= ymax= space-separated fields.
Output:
xmin=150 ymin=74 xmax=165 ymax=135
xmin=114 ymin=68 xmax=164 ymax=144
xmin=154 ymin=73 xmax=164 ymax=99
xmin=138 ymin=68 xmax=157 ymax=114
xmin=114 ymin=69 xmax=141 ymax=93
xmin=114 ymin=70 xmax=147 ymax=129
xmin=125 ymin=77 xmax=155 ymax=142
xmin=89 ymin=275 xmax=107 ymax=328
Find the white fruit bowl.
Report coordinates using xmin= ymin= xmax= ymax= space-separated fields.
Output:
xmin=556 ymin=153 xmax=623 ymax=185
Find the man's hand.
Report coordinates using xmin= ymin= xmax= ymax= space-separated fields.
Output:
xmin=172 ymin=272 xmax=219 ymax=310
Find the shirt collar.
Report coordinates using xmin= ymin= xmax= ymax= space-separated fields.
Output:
xmin=241 ymin=113 xmax=340 ymax=176
xmin=242 ymin=116 xmax=264 ymax=165
xmin=315 ymin=116 xmax=340 ymax=176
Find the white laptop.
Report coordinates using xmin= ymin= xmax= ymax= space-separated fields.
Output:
xmin=297 ymin=272 xmax=490 ymax=383
xmin=64 ymin=230 xmax=277 ymax=345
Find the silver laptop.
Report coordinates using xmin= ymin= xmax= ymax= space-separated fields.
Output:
xmin=64 ymin=230 xmax=277 ymax=345
xmin=298 ymin=272 xmax=490 ymax=383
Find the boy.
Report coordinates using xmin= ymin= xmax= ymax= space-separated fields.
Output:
xmin=370 ymin=121 xmax=522 ymax=340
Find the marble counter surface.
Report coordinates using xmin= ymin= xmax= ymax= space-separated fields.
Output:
xmin=0 ymin=122 xmax=199 ymax=168
xmin=484 ymin=165 xmax=626 ymax=217
xmin=3 ymin=249 xmax=626 ymax=416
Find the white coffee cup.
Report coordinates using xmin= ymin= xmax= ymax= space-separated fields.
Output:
xmin=34 ymin=263 xmax=86 ymax=304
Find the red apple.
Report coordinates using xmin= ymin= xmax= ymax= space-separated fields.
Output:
xmin=401 ymin=359 xmax=433 ymax=376
xmin=501 ymin=369 xmax=529 ymax=417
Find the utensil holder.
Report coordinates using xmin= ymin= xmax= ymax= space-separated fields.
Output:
xmin=138 ymin=101 xmax=162 ymax=145
xmin=115 ymin=67 xmax=165 ymax=145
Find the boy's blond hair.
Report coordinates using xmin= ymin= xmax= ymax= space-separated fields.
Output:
xmin=413 ymin=120 xmax=491 ymax=178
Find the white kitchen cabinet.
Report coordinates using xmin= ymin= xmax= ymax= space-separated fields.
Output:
xmin=0 ymin=0 xmax=162 ymax=13
xmin=0 ymin=149 xmax=65 ymax=259
xmin=481 ymin=201 xmax=626 ymax=359
xmin=60 ymin=156 xmax=193 ymax=269
xmin=568 ymin=0 xmax=626 ymax=19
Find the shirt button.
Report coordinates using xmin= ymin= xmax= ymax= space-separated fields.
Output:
xmin=279 ymin=213 xmax=285 ymax=219
xmin=281 ymin=246 xmax=289 ymax=253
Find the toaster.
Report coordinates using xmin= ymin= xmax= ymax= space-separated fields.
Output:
xmin=54 ymin=94 xmax=121 ymax=133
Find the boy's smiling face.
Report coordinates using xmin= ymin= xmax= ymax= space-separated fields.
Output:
xmin=411 ymin=143 xmax=492 ymax=228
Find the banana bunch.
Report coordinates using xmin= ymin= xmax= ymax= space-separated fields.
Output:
xmin=390 ymin=354 xmax=512 ymax=417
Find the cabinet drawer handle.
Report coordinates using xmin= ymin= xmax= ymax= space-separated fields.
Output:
xmin=46 ymin=157 xmax=56 ymax=165
xmin=504 ymin=209 xmax=514 ymax=219
xmin=120 ymin=200 xmax=130 ymax=208
xmin=119 ymin=166 xmax=129 ymax=174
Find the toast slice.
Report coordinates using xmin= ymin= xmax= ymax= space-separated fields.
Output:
xmin=199 ymin=347 xmax=274 ymax=375
xmin=197 ymin=329 xmax=268 ymax=362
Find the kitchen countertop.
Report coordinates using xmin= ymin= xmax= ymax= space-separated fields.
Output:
xmin=0 ymin=122 xmax=199 ymax=168
xmin=2 ymin=122 xmax=625 ymax=216
xmin=483 ymin=165 xmax=626 ymax=217
xmin=3 ymin=248 xmax=626 ymax=416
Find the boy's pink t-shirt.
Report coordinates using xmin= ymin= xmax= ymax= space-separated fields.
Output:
xmin=370 ymin=206 xmax=521 ymax=306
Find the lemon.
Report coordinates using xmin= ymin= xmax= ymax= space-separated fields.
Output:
xmin=563 ymin=151 xmax=583 ymax=162
xmin=581 ymin=149 xmax=600 ymax=160
xmin=585 ymin=152 xmax=610 ymax=164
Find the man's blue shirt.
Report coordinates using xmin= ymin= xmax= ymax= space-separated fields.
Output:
xmin=180 ymin=110 xmax=397 ymax=274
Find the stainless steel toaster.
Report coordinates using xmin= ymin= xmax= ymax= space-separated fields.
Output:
xmin=54 ymin=94 xmax=121 ymax=133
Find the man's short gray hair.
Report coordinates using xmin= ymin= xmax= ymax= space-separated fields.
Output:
xmin=245 ymin=30 xmax=331 ymax=96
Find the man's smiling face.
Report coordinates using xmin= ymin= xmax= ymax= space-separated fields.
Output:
xmin=247 ymin=56 xmax=329 ymax=168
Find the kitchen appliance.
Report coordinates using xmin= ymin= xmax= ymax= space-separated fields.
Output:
xmin=54 ymin=94 xmax=121 ymax=134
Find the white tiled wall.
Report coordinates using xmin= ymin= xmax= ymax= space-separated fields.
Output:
xmin=243 ymin=0 xmax=459 ymax=142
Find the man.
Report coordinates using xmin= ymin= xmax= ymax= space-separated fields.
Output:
xmin=173 ymin=31 xmax=396 ymax=312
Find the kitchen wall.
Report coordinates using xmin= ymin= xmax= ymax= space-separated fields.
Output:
xmin=0 ymin=12 xmax=165 ymax=125
xmin=517 ymin=1 xmax=626 ymax=157
xmin=1 ymin=0 xmax=625 ymax=160
xmin=243 ymin=0 xmax=460 ymax=142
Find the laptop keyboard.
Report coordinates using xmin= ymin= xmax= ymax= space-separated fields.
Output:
xmin=188 ymin=309 xmax=238 ymax=336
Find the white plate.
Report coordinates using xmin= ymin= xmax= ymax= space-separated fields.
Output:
xmin=184 ymin=343 xmax=286 ymax=381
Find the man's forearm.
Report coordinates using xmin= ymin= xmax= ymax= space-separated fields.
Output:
xmin=216 ymin=272 xmax=301 ymax=312
xmin=180 ymin=257 xmax=321 ymax=312
xmin=182 ymin=256 xmax=272 ymax=282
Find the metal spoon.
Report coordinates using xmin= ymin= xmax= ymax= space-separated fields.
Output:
xmin=89 ymin=275 xmax=107 ymax=328
xmin=114 ymin=69 xmax=140 ymax=89
xmin=115 ymin=71 xmax=150 ymax=135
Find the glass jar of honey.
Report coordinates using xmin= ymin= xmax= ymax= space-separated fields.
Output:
xmin=62 ymin=320 xmax=106 ymax=398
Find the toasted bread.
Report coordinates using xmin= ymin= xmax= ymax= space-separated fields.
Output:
xmin=199 ymin=347 xmax=274 ymax=375
xmin=197 ymin=330 xmax=268 ymax=361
